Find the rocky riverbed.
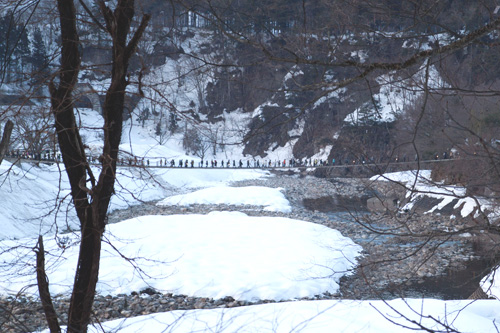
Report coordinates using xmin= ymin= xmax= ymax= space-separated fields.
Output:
xmin=1 ymin=172 xmax=494 ymax=332
xmin=230 ymin=174 xmax=485 ymax=299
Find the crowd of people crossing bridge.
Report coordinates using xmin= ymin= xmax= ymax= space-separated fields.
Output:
xmin=6 ymin=149 xmax=457 ymax=169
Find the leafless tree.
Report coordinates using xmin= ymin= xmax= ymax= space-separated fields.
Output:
xmin=31 ymin=1 xmax=150 ymax=332
xmin=13 ymin=105 xmax=54 ymax=155
xmin=0 ymin=120 xmax=13 ymax=165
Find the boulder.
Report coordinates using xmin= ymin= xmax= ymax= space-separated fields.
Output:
xmin=367 ymin=196 xmax=399 ymax=213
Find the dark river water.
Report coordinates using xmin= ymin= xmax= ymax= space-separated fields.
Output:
xmin=307 ymin=197 xmax=496 ymax=300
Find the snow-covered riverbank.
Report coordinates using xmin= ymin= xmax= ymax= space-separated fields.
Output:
xmin=0 ymin=163 xmax=497 ymax=332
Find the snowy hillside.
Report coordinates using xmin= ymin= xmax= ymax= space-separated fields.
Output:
xmin=343 ymin=63 xmax=448 ymax=125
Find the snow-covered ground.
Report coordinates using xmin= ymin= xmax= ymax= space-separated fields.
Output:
xmin=1 ymin=23 xmax=499 ymax=331
xmin=52 ymin=298 xmax=500 ymax=333
xmin=0 ymin=211 xmax=361 ymax=301
xmin=344 ymin=62 xmax=448 ymax=125
xmin=0 ymin=159 xmax=270 ymax=240
xmin=0 ymin=101 xmax=499 ymax=330
xmin=157 ymin=185 xmax=292 ymax=212
xmin=0 ymin=163 xmax=499 ymax=332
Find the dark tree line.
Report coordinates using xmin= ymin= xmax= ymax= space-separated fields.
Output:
xmin=0 ymin=11 xmax=49 ymax=85
xmin=149 ymin=0 xmax=497 ymax=36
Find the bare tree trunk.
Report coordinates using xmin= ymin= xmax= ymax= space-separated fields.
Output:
xmin=46 ymin=1 xmax=150 ymax=332
xmin=48 ymin=1 xmax=91 ymax=331
xmin=0 ymin=120 xmax=13 ymax=165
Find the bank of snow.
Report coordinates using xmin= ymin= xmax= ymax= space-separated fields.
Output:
xmin=47 ymin=299 xmax=500 ymax=333
xmin=157 ymin=186 xmax=291 ymax=212
xmin=370 ymin=170 xmax=498 ymax=218
xmin=0 ymin=212 xmax=361 ymax=301
xmin=0 ymin=161 xmax=78 ymax=239
xmin=0 ymin=160 xmax=269 ymax=240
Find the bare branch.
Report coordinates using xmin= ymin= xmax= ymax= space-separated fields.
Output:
xmin=35 ymin=236 xmax=61 ymax=333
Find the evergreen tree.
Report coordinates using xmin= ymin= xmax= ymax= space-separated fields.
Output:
xmin=30 ymin=27 xmax=49 ymax=84
xmin=155 ymin=119 xmax=162 ymax=136
xmin=168 ymin=111 xmax=179 ymax=133
xmin=0 ymin=11 xmax=30 ymax=83
xmin=0 ymin=13 xmax=13 ymax=81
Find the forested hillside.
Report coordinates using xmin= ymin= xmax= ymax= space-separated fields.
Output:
xmin=1 ymin=0 xmax=500 ymax=192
